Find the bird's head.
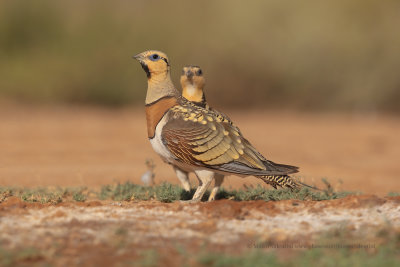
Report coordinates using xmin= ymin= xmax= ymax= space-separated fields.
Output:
xmin=180 ymin=65 xmax=205 ymax=103
xmin=133 ymin=50 xmax=170 ymax=79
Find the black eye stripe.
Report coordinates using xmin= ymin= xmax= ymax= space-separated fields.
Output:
xmin=162 ymin=57 xmax=169 ymax=66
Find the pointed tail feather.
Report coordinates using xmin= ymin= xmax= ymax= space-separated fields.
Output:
xmin=259 ymin=175 xmax=299 ymax=189
xmin=263 ymin=160 xmax=299 ymax=175
xmin=259 ymin=175 xmax=321 ymax=191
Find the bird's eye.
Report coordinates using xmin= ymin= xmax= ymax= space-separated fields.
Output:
xmin=149 ymin=54 xmax=160 ymax=61
xmin=196 ymin=69 xmax=202 ymax=75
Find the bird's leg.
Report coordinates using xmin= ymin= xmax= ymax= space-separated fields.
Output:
xmin=208 ymin=174 xmax=224 ymax=201
xmin=173 ymin=166 xmax=191 ymax=191
xmin=191 ymin=170 xmax=214 ymax=202
xmin=179 ymin=174 xmax=201 ymax=203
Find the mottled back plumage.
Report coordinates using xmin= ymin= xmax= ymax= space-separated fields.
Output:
xmin=162 ymin=96 xmax=299 ymax=178
xmin=134 ymin=50 xmax=304 ymax=202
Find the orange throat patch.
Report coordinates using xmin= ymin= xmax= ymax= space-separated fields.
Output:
xmin=182 ymin=84 xmax=204 ymax=103
xmin=145 ymin=97 xmax=178 ymax=139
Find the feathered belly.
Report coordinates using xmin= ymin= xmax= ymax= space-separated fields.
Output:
xmin=149 ymin=114 xmax=175 ymax=163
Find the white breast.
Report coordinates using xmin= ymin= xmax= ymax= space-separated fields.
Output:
xmin=185 ymin=84 xmax=196 ymax=98
xmin=149 ymin=113 xmax=175 ymax=163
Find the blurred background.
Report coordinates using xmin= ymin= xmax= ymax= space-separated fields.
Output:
xmin=1 ymin=0 xmax=400 ymax=112
xmin=0 ymin=0 xmax=399 ymax=194
xmin=1 ymin=2 xmax=399 ymax=264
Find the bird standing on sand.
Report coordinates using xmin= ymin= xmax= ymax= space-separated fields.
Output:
xmin=179 ymin=66 xmax=224 ymax=201
xmin=133 ymin=50 xmax=299 ymax=202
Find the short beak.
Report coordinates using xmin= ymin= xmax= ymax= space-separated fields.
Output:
xmin=132 ymin=53 xmax=143 ymax=61
xmin=186 ymin=71 xmax=194 ymax=79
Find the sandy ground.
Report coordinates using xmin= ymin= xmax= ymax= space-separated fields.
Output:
xmin=1 ymin=104 xmax=400 ymax=266
xmin=1 ymin=195 xmax=399 ymax=266
xmin=0 ymin=104 xmax=399 ymax=194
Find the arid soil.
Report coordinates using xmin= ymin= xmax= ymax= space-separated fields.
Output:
xmin=0 ymin=104 xmax=400 ymax=266
xmin=0 ymin=104 xmax=399 ymax=194
xmin=1 ymin=195 xmax=400 ymax=266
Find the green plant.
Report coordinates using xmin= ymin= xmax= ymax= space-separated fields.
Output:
xmin=72 ymin=192 xmax=87 ymax=202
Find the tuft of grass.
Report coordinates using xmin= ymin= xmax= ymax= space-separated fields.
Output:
xmin=0 ymin=187 xmax=13 ymax=203
xmin=154 ymin=182 xmax=186 ymax=203
xmin=0 ymin=186 xmax=89 ymax=204
xmin=20 ymin=188 xmax=63 ymax=204
xmin=0 ymin=247 xmax=43 ymax=267
xmin=99 ymin=181 xmax=351 ymax=203
xmin=72 ymin=192 xmax=87 ymax=202
xmin=387 ymin=192 xmax=400 ymax=197
xmin=99 ymin=181 xmax=189 ymax=203
xmin=0 ymin=179 xmax=353 ymax=204
xmin=217 ymin=183 xmax=353 ymax=202
xmin=99 ymin=182 xmax=154 ymax=201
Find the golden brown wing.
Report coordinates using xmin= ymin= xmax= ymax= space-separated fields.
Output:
xmin=162 ymin=100 xmax=298 ymax=176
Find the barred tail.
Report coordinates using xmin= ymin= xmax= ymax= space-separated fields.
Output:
xmin=259 ymin=175 xmax=321 ymax=191
xmin=259 ymin=175 xmax=299 ymax=189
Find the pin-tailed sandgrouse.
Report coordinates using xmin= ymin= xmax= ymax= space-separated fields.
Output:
xmin=134 ymin=50 xmax=300 ymax=202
